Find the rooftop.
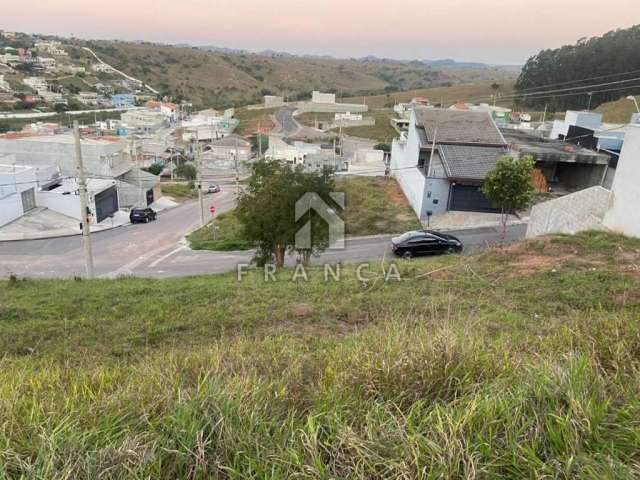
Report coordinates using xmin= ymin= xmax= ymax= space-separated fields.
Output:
xmin=414 ymin=108 xmax=506 ymax=146
xmin=438 ymin=145 xmax=506 ymax=181
xmin=502 ymin=129 xmax=610 ymax=165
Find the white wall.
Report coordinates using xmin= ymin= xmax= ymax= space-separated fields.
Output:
xmin=526 ymin=186 xmax=610 ymax=238
xmin=312 ymin=91 xmax=336 ymax=104
xmin=36 ymin=190 xmax=82 ymax=220
xmin=603 ymin=125 xmax=640 ymax=237
xmin=0 ymin=193 xmax=23 ymax=227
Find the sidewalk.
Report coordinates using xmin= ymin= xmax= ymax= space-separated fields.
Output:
xmin=421 ymin=211 xmax=528 ymax=231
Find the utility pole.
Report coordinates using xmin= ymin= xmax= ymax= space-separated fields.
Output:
xmin=73 ymin=121 xmax=95 ymax=279
xmin=427 ymin=124 xmax=438 ymax=176
xmin=235 ymin=135 xmax=240 ymax=198
xmin=195 ymin=130 xmax=205 ymax=227
xmin=258 ymin=120 xmax=263 ymax=157
xmin=587 ymin=92 xmax=594 ymax=111
xmin=541 ymin=103 xmax=548 ymax=124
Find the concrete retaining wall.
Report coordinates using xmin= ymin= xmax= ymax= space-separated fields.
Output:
xmin=526 ymin=186 xmax=610 ymax=238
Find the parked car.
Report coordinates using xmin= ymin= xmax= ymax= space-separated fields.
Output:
xmin=129 ymin=208 xmax=157 ymax=224
xmin=391 ymin=230 xmax=463 ymax=258
xmin=206 ymin=184 xmax=221 ymax=194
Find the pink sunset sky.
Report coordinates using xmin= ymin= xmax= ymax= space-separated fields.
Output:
xmin=2 ymin=0 xmax=639 ymax=64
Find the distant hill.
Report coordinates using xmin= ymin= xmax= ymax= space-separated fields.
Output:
xmin=66 ymin=39 xmax=517 ymax=109
xmin=516 ymin=24 xmax=640 ymax=111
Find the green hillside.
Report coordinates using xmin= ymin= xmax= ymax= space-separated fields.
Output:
xmin=1 ymin=231 xmax=640 ymax=477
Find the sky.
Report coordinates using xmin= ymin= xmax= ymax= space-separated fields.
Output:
xmin=1 ymin=0 xmax=639 ymax=64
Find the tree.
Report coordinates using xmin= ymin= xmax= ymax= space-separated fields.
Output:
xmin=175 ymin=163 xmax=196 ymax=181
xmin=236 ymin=159 xmax=336 ymax=267
xmin=374 ymin=142 xmax=391 ymax=153
xmin=482 ymin=156 xmax=535 ymax=236
xmin=144 ymin=163 xmax=163 ymax=176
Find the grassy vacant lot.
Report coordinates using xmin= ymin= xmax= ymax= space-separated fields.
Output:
xmin=338 ymin=108 xmax=397 ymax=143
xmin=595 ymin=97 xmax=639 ymax=123
xmin=1 ymin=231 xmax=640 ymax=478
xmin=160 ymin=182 xmax=198 ymax=201
xmin=186 ymin=177 xmax=420 ymax=250
xmin=187 ymin=210 xmax=252 ymax=251
xmin=234 ymin=107 xmax=278 ymax=136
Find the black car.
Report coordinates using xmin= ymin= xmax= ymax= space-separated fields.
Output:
xmin=129 ymin=208 xmax=157 ymax=224
xmin=391 ymin=230 xmax=463 ymax=258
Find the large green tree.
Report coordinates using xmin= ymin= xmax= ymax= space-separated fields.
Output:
xmin=236 ymin=159 xmax=336 ymax=267
xmin=516 ymin=25 xmax=640 ymax=110
xmin=482 ymin=156 xmax=534 ymax=236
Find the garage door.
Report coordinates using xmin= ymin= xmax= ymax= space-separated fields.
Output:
xmin=21 ymin=188 xmax=36 ymax=213
xmin=94 ymin=187 xmax=119 ymax=223
xmin=450 ymin=184 xmax=498 ymax=213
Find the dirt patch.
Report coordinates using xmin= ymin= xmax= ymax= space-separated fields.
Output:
xmin=384 ymin=180 xmax=411 ymax=208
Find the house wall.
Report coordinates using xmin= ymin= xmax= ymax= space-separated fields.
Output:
xmin=604 ymin=125 xmax=640 ymax=237
xmin=312 ymin=91 xmax=336 ymax=104
xmin=0 ymin=164 xmax=37 ymax=227
xmin=0 ymin=138 xmax=130 ymax=177
xmin=36 ymin=190 xmax=82 ymax=220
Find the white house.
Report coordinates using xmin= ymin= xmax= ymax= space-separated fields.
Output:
xmin=265 ymin=136 xmax=322 ymax=165
xmin=391 ymin=108 xmax=507 ymax=219
xmin=0 ymin=160 xmax=119 ymax=227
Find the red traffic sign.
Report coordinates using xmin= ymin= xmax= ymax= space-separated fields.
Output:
xmin=209 ymin=206 xmax=216 ymax=215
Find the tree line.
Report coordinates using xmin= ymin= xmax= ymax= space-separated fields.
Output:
xmin=515 ymin=25 xmax=640 ymax=111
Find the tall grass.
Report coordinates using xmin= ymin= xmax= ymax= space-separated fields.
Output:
xmin=1 ymin=231 xmax=639 ymax=478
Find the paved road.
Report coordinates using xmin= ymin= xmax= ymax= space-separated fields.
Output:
xmin=0 ymin=186 xmax=526 ymax=278
xmin=0 ymin=187 xmax=238 ymax=279
xmin=273 ymin=106 xmax=301 ymax=136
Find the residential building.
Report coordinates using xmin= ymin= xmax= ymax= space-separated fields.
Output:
xmin=0 ymin=75 xmax=11 ymax=91
xmin=0 ymin=92 xmax=19 ymax=103
xmin=335 ymin=112 xmax=363 ymax=121
xmin=34 ymin=41 xmax=68 ymax=56
xmin=121 ymin=109 xmax=167 ymax=135
xmin=502 ymin=129 xmax=611 ymax=192
xmin=0 ymin=134 xmax=160 ymax=209
xmin=37 ymin=57 xmax=56 ymax=70
xmin=203 ymin=134 xmax=251 ymax=163
xmin=264 ymin=95 xmax=285 ymax=107
xmin=23 ymin=76 xmax=48 ymax=91
xmin=312 ymin=91 xmax=336 ymax=104
xmin=77 ymin=91 xmax=99 ymax=105
xmin=391 ymin=108 xmax=508 ymax=219
xmin=111 ymin=93 xmax=135 ymax=108
xmin=91 ymin=63 xmax=113 ymax=73
xmin=180 ymin=111 xmax=239 ymax=141
xmin=265 ymin=136 xmax=322 ymax=165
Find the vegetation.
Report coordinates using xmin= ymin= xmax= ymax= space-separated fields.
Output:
xmin=187 ymin=210 xmax=253 ymax=251
xmin=188 ymin=177 xmax=420 ymax=252
xmin=174 ymin=163 xmax=197 ymax=181
xmin=161 ymin=182 xmax=198 ymax=200
xmin=337 ymin=108 xmax=397 ymax=143
xmin=143 ymin=164 xmax=163 ymax=176
xmin=1 ymin=231 xmax=639 ymax=477
xmin=342 ymin=80 xmax=516 ymax=109
xmin=339 ymin=176 xmax=421 ymax=235
xmin=483 ymin=156 xmax=535 ymax=234
xmin=236 ymin=160 xmax=335 ymax=266
xmin=516 ymin=25 xmax=640 ymax=110
xmin=234 ymin=107 xmax=278 ymax=136
xmin=595 ymin=96 xmax=640 ymax=123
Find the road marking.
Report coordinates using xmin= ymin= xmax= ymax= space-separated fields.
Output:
xmin=149 ymin=245 xmax=186 ymax=268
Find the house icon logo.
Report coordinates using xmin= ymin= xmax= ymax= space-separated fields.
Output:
xmin=295 ymin=192 xmax=345 ymax=250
